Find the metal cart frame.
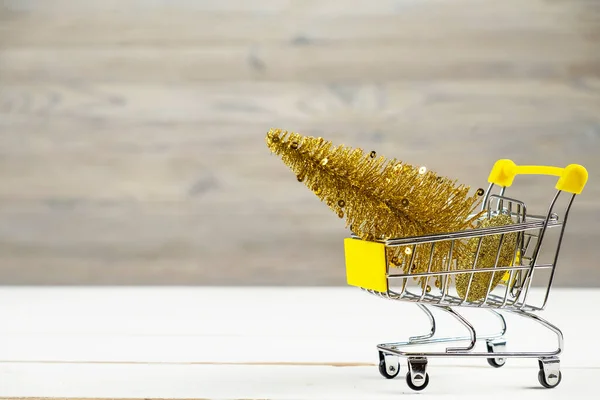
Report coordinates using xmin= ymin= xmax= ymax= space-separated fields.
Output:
xmin=343 ymin=159 xmax=588 ymax=391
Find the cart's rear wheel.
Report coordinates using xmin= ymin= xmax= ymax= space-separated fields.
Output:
xmin=538 ymin=370 xmax=562 ymax=388
xmin=378 ymin=352 xmax=400 ymax=379
xmin=486 ymin=339 xmax=506 ymax=368
xmin=406 ymin=372 xmax=429 ymax=391
xmin=538 ymin=358 xmax=562 ymax=389
xmin=378 ymin=359 xmax=400 ymax=379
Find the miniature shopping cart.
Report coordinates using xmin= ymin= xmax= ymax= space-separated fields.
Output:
xmin=344 ymin=159 xmax=588 ymax=391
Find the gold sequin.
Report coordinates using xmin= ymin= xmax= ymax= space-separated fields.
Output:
xmin=321 ymin=158 xmax=328 ymax=166
xmin=337 ymin=210 xmax=344 ymax=218
xmin=405 ymin=247 xmax=412 ymax=255
xmin=297 ymin=175 xmax=304 ymax=182
xmin=426 ymin=285 xmax=432 ymax=293
xmin=401 ymin=198 xmax=409 ymax=207
xmin=419 ymin=166 xmax=427 ymax=175
xmin=370 ymin=151 xmax=377 ymax=158
xmin=476 ymin=188 xmax=485 ymax=196
xmin=290 ymin=141 xmax=299 ymax=149
xmin=338 ymin=200 xmax=345 ymax=208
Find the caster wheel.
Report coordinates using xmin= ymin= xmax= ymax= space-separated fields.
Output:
xmin=486 ymin=339 xmax=506 ymax=368
xmin=538 ymin=357 xmax=561 ymax=389
xmin=406 ymin=371 xmax=429 ymax=391
xmin=378 ymin=357 xmax=400 ymax=379
xmin=487 ymin=357 xmax=506 ymax=368
xmin=538 ymin=369 xmax=562 ymax=388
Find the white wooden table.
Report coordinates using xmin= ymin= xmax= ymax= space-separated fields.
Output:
xmin=0 ymin=287 xmax=597 ymax=399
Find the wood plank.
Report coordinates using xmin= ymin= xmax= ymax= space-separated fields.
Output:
xmin=0 ymin=9 xmax=591 ymax=47
xmin=2 ymin=0 xmax=583 ymax=17
xmin=2 ymin=0 xmax=595 ymax=52
xmin=2 ymin=81 xmax=599 ymax=125
xmin=0 ymin=123 xmax=598 ymax=201
xmin=2 ymin=43 xmax=599 ymax=83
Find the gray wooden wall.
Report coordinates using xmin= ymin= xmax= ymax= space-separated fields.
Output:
xmin=0 ymin=0 xmax=599 ymax=286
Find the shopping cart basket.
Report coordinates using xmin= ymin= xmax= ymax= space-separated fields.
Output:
xmin=344 ymin=159 xmax=588 ymax=391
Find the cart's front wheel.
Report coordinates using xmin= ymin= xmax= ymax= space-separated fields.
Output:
xmin=487 ymin=357 xmax=506 ymax=368
xmin=378 ymin=353 xmax=400 ymax=379
xmin=406 ymin=357 xmax=429 ymax=391
xmin=406 ymin=372 xmax=429 ymax=391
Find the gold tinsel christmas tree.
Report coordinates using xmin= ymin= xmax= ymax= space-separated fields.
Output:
xmin=265 ymin=128 xmax=496 ymax=292
xmin=455 ymin=213 xmax=518 ymax=301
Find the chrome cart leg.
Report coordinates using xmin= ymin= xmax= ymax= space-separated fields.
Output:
xmin=486 ymin=338 xmax=507 ymax=368
xmin=436 ymin=306 xmax=477 ymax=352
xmin=406 ymin=357 xmax=429 ymax=391
xmin=507 ymin=309 xmax=563 ymax=357
xmin=507 ymin=309 xmax=563 ymax=388
xmin=487 ymin=309 xmax=507 ymax=338
xmin=377 ymin=307 xmax=504 ymax=356
xmin=538 ymin=357 xmax=562 ymax=389
xmin=378 ymin=351 xmax=400 ymax=379
xmin=485 ymin=310 xmax=507 ymax=367
xmin=409 ymin=304 xmax=436 ymax=342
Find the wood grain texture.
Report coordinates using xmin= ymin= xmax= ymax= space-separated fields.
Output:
xmin=0 ymin=0 xmax=599 ymax=285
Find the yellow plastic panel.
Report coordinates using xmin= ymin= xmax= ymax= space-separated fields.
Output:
xmin=344 ymin=238 xmax=388 ymax=293
xmin=487 ymin=159 xmax=588 ymax=194
xmin=501 ymin=249 xmax=521 ymax=283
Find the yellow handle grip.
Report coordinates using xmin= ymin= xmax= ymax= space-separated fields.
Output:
xmin=488 ymin=159 xmax=588 ymax=194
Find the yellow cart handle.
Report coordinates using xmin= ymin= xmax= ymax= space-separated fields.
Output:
xmin=488 ymin=159 xmax=588 ymax=194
